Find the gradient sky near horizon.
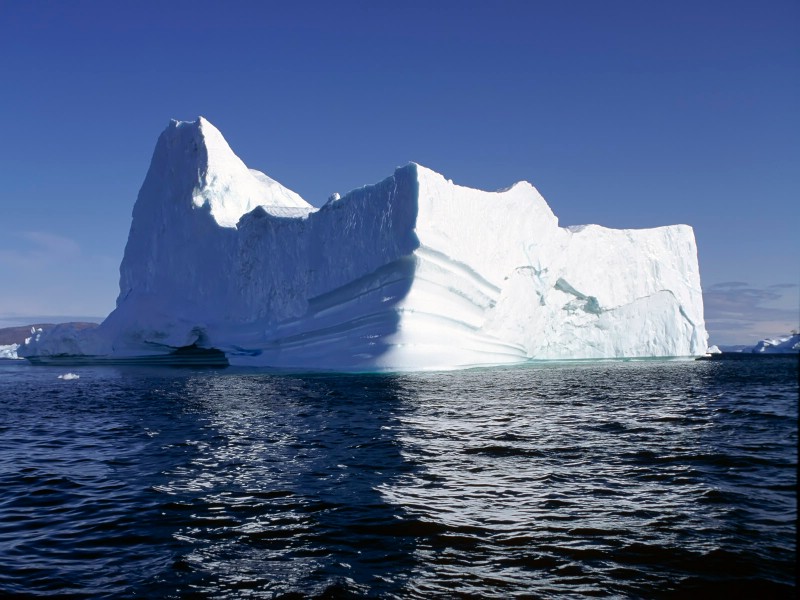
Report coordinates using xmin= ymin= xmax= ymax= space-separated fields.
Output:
xmin=0 ymin=0 xmax=797 ymax=345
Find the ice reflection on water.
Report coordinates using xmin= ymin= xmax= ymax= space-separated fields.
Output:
xmin=153 ymin=374 xmax=416 ymax=597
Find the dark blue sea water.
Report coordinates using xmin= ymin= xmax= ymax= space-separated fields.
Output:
xmin=0 ymin=358 xmax=796 ymax=599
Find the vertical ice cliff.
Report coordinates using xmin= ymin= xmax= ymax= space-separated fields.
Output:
xmin=19 ymin=117 xmax=707 ymax=369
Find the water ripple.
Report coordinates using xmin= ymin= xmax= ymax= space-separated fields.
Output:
xmin=0 ymin=357 xmax=796 ymax=598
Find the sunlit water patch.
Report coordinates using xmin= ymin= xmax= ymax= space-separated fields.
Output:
xmin=0 ymin=358 xmax=796 ymax=598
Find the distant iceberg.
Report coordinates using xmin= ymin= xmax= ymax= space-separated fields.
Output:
xmin=19 ymin=118 xmax=707 ymax=370
xmin=0 ymin=344 xmax=20 ymax=360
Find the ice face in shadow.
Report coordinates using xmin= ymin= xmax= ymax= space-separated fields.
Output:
xmin=19 ymin=118 xmax=708 ymax=369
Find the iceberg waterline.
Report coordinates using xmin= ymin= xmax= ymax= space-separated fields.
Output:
xmin=19 ymin=117 xmax=707 ymax=370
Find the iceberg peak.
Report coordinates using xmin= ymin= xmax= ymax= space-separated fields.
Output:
xmin=160 ymin=117 xmax=313 ymax=227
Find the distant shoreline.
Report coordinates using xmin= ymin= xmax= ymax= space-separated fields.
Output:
xmin=698 ymin=352 xmax=799 ymax=361
xmin=0 ymin=323 xmax=99 ymax=346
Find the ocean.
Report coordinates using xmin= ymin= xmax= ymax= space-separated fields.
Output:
xmin=0 ymin=357 xmax=796 ymax=598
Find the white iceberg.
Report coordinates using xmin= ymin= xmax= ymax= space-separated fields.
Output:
xmin=19 ymin=117 xmax=707 ymax=370
xmin=0 ymin=344 xmax=20 ymax=360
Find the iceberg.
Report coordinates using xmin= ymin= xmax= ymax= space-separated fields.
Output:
xmin=0 ymin=344 xmax=20 ymax=360
xmin=19 ymin=117 xmax=707 ymax=370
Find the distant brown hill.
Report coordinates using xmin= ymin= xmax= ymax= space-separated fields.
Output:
xmin=0 ymin=323 xmax=99 ymax=346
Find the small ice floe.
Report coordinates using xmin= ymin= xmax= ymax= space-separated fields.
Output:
xmin=58 ymin=373 xmax=80 ymax=380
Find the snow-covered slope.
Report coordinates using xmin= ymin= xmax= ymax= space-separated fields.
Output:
xmin=752 ymin=333 xmax=799 ymax=353
xmin=19 ymin=117 xmax=707 ymax=369
xmin=716 ymin=333 xmax=799 ymax=354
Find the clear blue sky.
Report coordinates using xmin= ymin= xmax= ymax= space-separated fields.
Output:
xmin=0 ymin=0 xmax=797 ymax=344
